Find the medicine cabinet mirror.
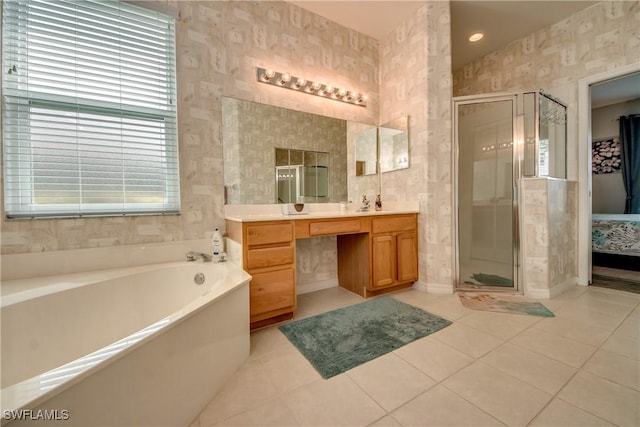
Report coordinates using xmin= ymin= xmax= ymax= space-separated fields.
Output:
xmin=379 ymin=115 xmax=409 ymax=173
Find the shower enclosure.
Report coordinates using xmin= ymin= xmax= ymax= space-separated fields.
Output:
xmin=454 ymin=91 xmax=567 ymax=293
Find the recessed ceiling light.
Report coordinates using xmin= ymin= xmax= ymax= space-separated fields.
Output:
xmin=469 ymin=32 xmax=484 ymax=42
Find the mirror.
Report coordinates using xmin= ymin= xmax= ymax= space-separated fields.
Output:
xmin=355 ymin=127 xmax=378 ymax=176
xmin=379 ymin=116 xmax=409 ymax=173
xmin=275 ymin=148 xmax=329 ymax=203
xmin=222 ymin=96 xmax=376 ymax=204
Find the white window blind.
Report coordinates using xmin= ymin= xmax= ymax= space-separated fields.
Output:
xmin=2 ymin=0 xmax=180 ymax=218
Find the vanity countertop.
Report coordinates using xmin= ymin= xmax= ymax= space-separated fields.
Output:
xmin=224 ymin=202 xmax=419 ymax=222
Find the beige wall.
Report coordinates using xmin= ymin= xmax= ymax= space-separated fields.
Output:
xmin=1 ymin=0 xmax=379 ymax=255
xmin=521 ymin=178 xmax=577 ymax=297
xmin=453 ymin=1 xmax=640 ymax=181
xmin=379 ymin=2 xmax=453 ymax=290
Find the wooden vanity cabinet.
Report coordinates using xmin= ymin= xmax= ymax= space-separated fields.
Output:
xmin=226 ymin=220 xmax=296 ymax=329
xmin=370 ymin=214 xmax=418 ymax=291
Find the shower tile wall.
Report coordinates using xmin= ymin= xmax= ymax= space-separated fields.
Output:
xmin=0 ymin=0 xmax=379 ymax=255
xmin=522 ymin=179 xmax=577 ymax=294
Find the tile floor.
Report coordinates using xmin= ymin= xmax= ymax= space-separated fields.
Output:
xmin=190 ymin=285 xmax=640 ymax=427
xmin=593 ymin=266 xmax=640 ymax=282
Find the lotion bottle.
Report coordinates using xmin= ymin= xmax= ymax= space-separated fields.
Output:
xmin=211 ymin=227 xmax=224 ymax=261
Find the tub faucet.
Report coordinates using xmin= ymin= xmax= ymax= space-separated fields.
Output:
xmin=186 ymin=251 xmax=212 ymax=262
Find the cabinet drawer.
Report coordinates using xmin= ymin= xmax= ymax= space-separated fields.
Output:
xmin=250 ymin=268 xmax=295 ymax=317
xmin=246 ymin=222 xmax=293 ymax=246
xmin=246 ymin=245 xmax=294 ymax=269
xmin=309 ymin=219 xmax=363 ymax=236
xmin=372 ymin=215 xmax=416 ymax=234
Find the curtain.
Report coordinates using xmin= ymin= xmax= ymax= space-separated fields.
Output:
xmin=620 ymin=114 xmax=640 ymax=214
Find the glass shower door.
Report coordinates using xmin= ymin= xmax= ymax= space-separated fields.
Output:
xmin=455 ymin=98 xmax=517 ymax=291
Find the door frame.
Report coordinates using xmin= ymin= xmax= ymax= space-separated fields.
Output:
xmin=577 ymin=62 xmax=640 ymax=286
xmin=452 ymin=93 xmax=522 ymax=293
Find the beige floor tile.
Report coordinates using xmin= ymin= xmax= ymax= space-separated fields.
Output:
xmin=390 ymin=288 xmax=448 ymax=309
xmin=457 ymin=310 xmax=539 ymax=340
xmin=511 ymin=328 xmax=596 ymax=367
xmin=282 ymin=375 xmax=386 ymax=426
xmin=584 ymin=286 xmax=640 ymax=306
xmin=394 ymin=335 xmax=473 ymax=381
xmin=213 ymin=397 xmax=299 ymax=427
xmin=368 ymin=415 xmax=401 ymax=427
xmin=295 ymin=287 xmax=363 ymax=319
xmin=531 ymin=315 xmax=612 ymax=347
xmin=261 ymin=346 xmax=322 ymax=394
xmin=553 ymin=304 xmax=626 ymax=331
xmin=558 ymin=371 xmax=640 ymax=427
xmin=616 ymin=311 xmax=640 ymax=340
xmin=421 ymin=295 xmax=474 ymax=321
xmin=195 ymin=360 xmax=279 ymax=426
xmin=583 ymin=348 xmax=640 ymax=390
xmin=347 ymin=353 xmax=436 ymax=412
xmin=574 ymin=290 xmax=640 ymax=311
xmin=528 ymin=398 xmax=615 ymax=427
xmin=390 ymin=384 xmax=504 ymax=427
xmin=249 ymin=326 xmax=296 ymax=360
xmin=481 ymin=342 xmax=576 ymax=394
xmin=432 ymin=322 xmax=504 ymax=358
xmin=442 ymin=362 xmax=552 ymax=426
xmin=601 ymin=331 xmax=640 ymax=360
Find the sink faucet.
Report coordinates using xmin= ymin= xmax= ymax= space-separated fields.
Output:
xmin=186 ymin=251 xmax=212 ymax=262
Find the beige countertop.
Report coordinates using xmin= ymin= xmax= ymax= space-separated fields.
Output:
xmin=224 ymin=202 xmax=419 ymax=222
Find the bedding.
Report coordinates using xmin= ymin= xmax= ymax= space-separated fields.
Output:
xmin=592 ymin=214 xmax=640 ymax=256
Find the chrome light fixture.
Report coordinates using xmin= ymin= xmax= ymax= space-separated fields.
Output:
xmin=256 ymin=67 xmax=366 ymax=107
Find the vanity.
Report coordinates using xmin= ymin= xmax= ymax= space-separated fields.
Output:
xmin=225 ymin=205 xmax=418 ymax=329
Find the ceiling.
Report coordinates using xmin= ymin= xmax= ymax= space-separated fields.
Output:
xmin=288 ymin=1 xmax=596 ymax=70
xmin=288 ymin=1 xmax=639 ymax=107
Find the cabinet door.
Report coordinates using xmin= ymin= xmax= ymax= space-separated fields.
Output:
xmin=249 ymin=267 xmax=295 ymax=318
xmin=371 ymin=234 xmax=395 ymax=289
xmin=397 ymin=232 xmax=418 ymax=283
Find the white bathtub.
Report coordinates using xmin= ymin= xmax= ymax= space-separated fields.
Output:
xmin=1 ymin=261 xmax=251 ymax=426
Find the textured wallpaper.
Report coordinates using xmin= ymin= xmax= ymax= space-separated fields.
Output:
xmin=1 ymin=0 xmax=379 ymax=254
xmin=453 ymin=0 xmax=640 ymax=181
xmin=379 ymin=2 xmax=454 ymax=291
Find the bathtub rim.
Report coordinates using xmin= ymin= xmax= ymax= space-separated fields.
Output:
xmin=0 ymin=261 xmax=251 ymax=416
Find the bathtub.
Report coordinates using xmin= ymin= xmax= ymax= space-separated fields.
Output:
xmin=1 ymin=261 xmax=251 ymax=426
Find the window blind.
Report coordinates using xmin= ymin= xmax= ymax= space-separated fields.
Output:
xmin=2 ymin=0 xmax=180 ymax=218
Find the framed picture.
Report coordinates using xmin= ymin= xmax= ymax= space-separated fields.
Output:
xmin=592 ymin=137 xmax=621 ymax=174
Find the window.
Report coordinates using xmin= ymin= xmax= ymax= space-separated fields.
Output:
xmin=2 ymin=0 xmax=179 ymax=218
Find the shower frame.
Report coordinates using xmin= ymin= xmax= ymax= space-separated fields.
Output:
xmin=452 ymin=90 xmax=567 ymax=294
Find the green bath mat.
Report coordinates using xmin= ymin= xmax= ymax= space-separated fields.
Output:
xmin=278 ymin=296 xmax=452 ymax=379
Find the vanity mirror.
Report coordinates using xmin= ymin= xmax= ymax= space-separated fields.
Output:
xmin=379 ymin=115 xmax=409 ymax=173
xmin=355 ymin=126 xmax=378 ymax=176
xmin=222 ymin=96 xmax=378 ymax=204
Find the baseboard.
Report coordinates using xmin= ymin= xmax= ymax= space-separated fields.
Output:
xmin=297 ymin=279 xmax=339 ymax=295
xmin=413 ymin=280 xmax=454 ymax=294
xmin=525 ymin=277 xmax=577 ymax=299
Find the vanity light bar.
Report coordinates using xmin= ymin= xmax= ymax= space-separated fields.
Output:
xmin=256 ymin=67 xmax=367 ymax=107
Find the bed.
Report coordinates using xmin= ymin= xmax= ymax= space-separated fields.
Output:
xmin=592 ymin=214 xmax=640 ymax=271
